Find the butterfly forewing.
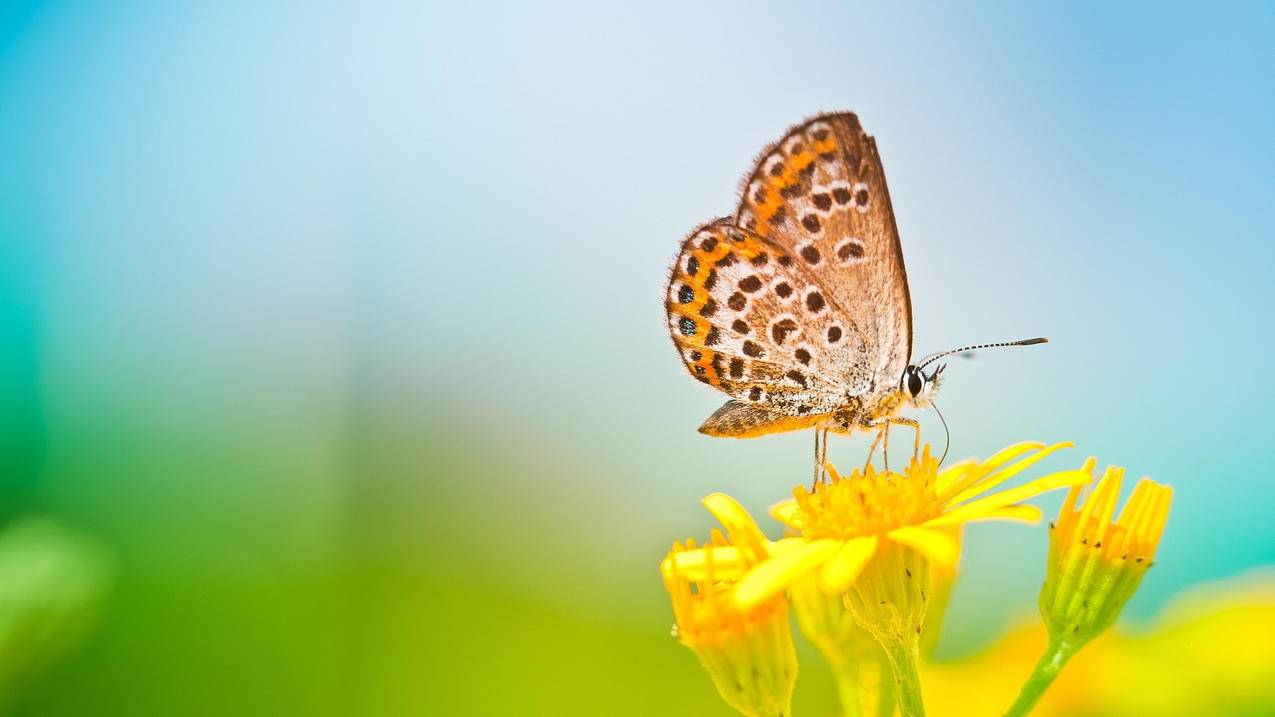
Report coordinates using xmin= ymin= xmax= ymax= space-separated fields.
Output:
xmin=665 ymin=221 xmax=848 ymax=419
xmin=735 ymin=113 xmax=913 ymax=394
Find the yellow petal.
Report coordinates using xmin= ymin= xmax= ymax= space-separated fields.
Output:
xmin=1145 ymin=484 xmax=1173 ymax=550
xmin=954 ymin=503 xmax=1044 ymax=524
xmin=1060 ymin=457 xmax=1098 ymax=519
xmin=663 ymin=545 xmax=746 ymax=582
xmin=819 ymin=536 xmax=878 ymax=592
xmin=927 ymin=469 xmax=1091 ymax=528
xmin=733 ymin=539 xmax=841 ymax=610
xmin=945 ymin=441 xmax=1074 ymax=506
xmin=936 ymin=442 xmax=1044 ymax=500
xmin=702 ymin=493 xmax=768 ymax=562
xmin=933 ymin=458 xmax=978 ymax=496
xmin=1090 ymin=466 xmax=1125 ymax=543
xmin=769 ymin=499 xmax=803 ymax=530
xmin=1121 ymin=480 xmax=1172 ymax=554
xmin=765 ymin=536 xmax=808 ymax=556
xmin=1117 ymin=478 xmax=1159 ymax=541
xmin=887 ymin=526 xmax=959 ymax=567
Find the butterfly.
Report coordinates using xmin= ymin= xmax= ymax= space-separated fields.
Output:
xmin=664 ymin=112 xmax=1044 ymax=475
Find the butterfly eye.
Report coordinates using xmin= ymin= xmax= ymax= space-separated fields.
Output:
xmin=906 ymin=368 xmax=924 ymax=397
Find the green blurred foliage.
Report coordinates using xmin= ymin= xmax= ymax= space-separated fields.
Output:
xmin=0 ymin=519 xmax=108 ymax=712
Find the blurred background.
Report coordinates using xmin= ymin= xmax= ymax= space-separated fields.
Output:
xmin=1 ymin=1 xmax=1272 ymax=714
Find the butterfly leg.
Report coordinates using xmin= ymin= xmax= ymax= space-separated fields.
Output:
xmin=811 ymin=428 xmax=832 ymax=490
xmin=862 ymin=419 xmax=893 ymax=470
xmin=812 ymin=430 xmax=820 ymax=490
xmin=864 ymin=425 xmax=885 ymax=471
xmin=820 ymin=428 xmax=829 ymax=482
xmin=863 ymin=418 xmax=920 ymax=471
xmin=882 ymin=421 xmax=892 ymax=471
xmin=888 ymin=417 xmax=921 ymax=461
xmin=883 ymin=417 xmax=921 ymax=470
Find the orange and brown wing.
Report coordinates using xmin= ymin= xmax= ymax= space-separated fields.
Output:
xmin=735 ymin=112 xmax=913 ymax=395
xmin=665 ymin=221 xmax=847 ymax=435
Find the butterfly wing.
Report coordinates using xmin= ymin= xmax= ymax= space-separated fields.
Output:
xmin=735 ymin=112 xmax=912 ymax=396
xmin=666 ymin=221 xmax=854 ymax=436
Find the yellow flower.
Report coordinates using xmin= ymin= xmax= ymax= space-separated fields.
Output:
xmin=660 ymin=494 xmax=797 ymax=717
xmin=722 ymin=441 xmax=1088 ymax=717
xmin=734 ymin=442 xmax=1089 ymax=611
xmin=1002 ymin=458 xmax=1172 ymax=717
xmin=1039 ymin=458 xmax=1172 ymax=647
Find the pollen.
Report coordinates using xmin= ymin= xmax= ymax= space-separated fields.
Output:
xmin=793 ymin=453 xmax=944 ymax=541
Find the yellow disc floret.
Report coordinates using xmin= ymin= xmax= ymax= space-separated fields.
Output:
xmin=793 ymin=455 xmax=944 ymax=541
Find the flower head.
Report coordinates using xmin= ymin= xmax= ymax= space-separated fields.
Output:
xmin=1039 ymin=458 xmax=1172 ymax=648
xmin=707 ymin=442 xmax=1090 ymax=717
xmin=660 ymin=494 xmax=797 ymax=717
xmin=734 ymin=441 xmax=1090 ymax=610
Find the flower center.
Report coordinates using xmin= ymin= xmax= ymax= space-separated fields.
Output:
xmin=795 ymin=463 xmax=942 ymax=540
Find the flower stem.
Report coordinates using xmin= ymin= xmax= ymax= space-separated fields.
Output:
xmin=1003 ymin=640 xmax=1077 ymax=717
xmin=879 ymin=638 xmax=925 ymax=717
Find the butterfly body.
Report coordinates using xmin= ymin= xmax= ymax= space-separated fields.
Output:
xmin=666 ymin=112 xmax=930 ymax=443
xmin=696 ymin=381 xmax=921 ymax=439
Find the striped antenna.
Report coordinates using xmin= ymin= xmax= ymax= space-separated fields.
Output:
xmin=915 ymin=337 xmax=1048 ymax=371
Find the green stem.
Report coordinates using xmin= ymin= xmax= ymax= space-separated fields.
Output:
xmin=1003 ymin=640 xmax=1077 ymax=717
xmin=879 ymin=638 xmax=925 ymax=717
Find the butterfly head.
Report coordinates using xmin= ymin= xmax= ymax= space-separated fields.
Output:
xmin=902 ymin=363 xmax=944 ymax=409
xmin=901 ymin=337 xmax=1048 ymax=410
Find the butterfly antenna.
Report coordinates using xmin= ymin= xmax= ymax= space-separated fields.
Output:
xmin=932 ymin=401 xmax=951 ymax=468
xmin=916 ymin=337 xmax=1048 ymax=371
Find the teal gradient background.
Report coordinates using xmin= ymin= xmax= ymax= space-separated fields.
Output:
xmin=1 ymin=2 xmax=1272 ymax=714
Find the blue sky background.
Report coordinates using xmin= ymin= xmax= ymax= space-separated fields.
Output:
xmin=0 ymin=2 xmax=1272 ymax=714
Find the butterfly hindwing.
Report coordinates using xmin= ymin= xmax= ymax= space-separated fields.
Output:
xmin=697 ymin=399 xmax=821 ymax=438
xmin=735 ymin=112 xmax=913 ymax=394
xmin=665 ymin=221 xmax=849 ymax=421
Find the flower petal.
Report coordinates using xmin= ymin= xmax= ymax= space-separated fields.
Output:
xmin=926 ymin=469 xmax=1092 ymax=528
xmin=765 ymin=536 xmax=809 ymax=555
xmin=945 ymin=441 xmax=1074 ymax=507
xmin=936 ymin=442 xmax=1044 ymax=500
xmin=733 ymin=539 xmax=841 ymax=610
xmin=663 ymin=544 xmax=747 ymax=582
xmin=1144 ymin=483 xmax=1173 ymax=550
xmin=819 ymin=536 xmax=878 ymax=593
xmin=957 ymin=503 xmax=1044 ymax=524
xmin=1082 ymin=466 xmax=1125 ymax=544
xmin=702 ymin=493 xmax=768 ymax=562
xmin=1060 ymin=457 xmax=1098 ymax=521
xmin=768 ymin=499 xmax=803 ymax=530
xmin=887 ymin=526 xmax=959 ymax=567
xmin=933 ymin=458 xmax=978 ymax=497
xmin=1118 ymin=479 xmax=1172 ymax=556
